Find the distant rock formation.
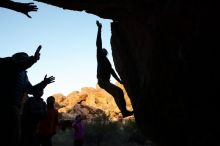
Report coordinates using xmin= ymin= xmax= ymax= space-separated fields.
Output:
xmin=53 ymin=82 xmax=133 ymax=121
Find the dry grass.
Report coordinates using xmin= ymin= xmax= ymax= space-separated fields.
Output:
xmin=53 ymin=117 xmax=148 ymax=146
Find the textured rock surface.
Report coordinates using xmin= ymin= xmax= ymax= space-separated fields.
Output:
xmin=53 ymin=84 xmax=133 ymax=121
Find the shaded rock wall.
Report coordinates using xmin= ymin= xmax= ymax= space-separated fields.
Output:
xmin=111 ymin=1 xmax=218 ymax=146
xmin=36 ymin=0 xmax=218 ymax=146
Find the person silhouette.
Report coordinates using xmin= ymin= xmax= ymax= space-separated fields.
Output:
xmin=95 ymin=20 xmax=133 ymax=118
xmin=20 ymin=80 xmax=55 ymax=146
xmin=0 ymin=45 xmax=54 ymax=146
xmin=72 ymin=114 xmax=86 ymax=146
xmin=0 ymin=0 xmax=38 ymax=18
xmin=37 ymin=96 xmax=59 ymax=146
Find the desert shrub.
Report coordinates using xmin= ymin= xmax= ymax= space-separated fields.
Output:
xmin=85 ymin=113 xmax=120 ymax=145
xmin=53 ymin=114 xmax=147 ymax=146
xmin=122 ymin=119 xmax=146 ymax=145
xmin=53 ymin=128 xmax=73 ymax=146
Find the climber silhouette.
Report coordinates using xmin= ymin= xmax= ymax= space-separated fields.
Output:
xmin=96 ymin=20 xmax=133 ymax=118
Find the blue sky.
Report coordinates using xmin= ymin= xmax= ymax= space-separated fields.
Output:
xmin=0 ymin=0 xmax=115 ymax=100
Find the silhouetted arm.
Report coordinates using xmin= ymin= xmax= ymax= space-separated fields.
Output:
xmin=96 ymin=21 xmax=103 ymax=61
xmin=15 ymin=45 xmax=41 ymax=71
xmin=111 ymin=68 xmax=122 ymax=84
xmin=27 ymin=74 xmax=55 ymax=94
xmin=0 ymin=0 xmax=38 ymax=18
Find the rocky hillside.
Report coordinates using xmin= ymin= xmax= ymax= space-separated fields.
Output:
xmin=53 ymin=82 xmax=133 ymax=121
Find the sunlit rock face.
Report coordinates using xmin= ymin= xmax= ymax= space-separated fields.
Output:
xmin=36 ymin=0 xmax=218 ymax=146
xmin=53 ymin=84 xmax=133 ymax=121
